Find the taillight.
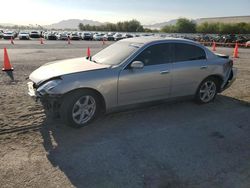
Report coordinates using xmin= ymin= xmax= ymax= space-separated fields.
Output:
xmin=224 ymin=59 xmax=233 ymax=71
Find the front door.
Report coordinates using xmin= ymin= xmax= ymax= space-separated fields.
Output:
xmin=118 ymin=43 xmax=173 ymax=106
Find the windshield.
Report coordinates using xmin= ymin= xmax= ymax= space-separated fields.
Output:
xmin=92 ymin=41 xmax=142 ymax=65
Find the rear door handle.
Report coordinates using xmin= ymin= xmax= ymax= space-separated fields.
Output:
xmin=160 ymin=70 xmax=170 ymax=74
xmin=200 ymin=66 xmax=208 ymax=69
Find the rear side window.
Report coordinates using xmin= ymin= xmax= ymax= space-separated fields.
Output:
xmin=134 ymin=43 xmax=172 ymax=66
xmin=174 ymin=43 xmax=206 ymax=62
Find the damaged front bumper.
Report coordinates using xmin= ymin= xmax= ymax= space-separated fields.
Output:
xmin=27 ymin=81 xmax=62 ymax=116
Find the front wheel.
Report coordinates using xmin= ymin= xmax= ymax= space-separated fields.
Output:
xmin=60 ymin=90 xmax=101 ymax=128
xmin=195 ymin=78 xmax=218 ymax=104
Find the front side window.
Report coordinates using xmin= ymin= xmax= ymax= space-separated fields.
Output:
xmin=174 ymin=43 xmax=206 ymax=62
xmin=133 ymin=43 xmax=172 ymax=66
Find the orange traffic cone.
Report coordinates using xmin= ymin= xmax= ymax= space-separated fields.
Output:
xmin=233 ymin=42 xmax=239 ymax=58
xmin=87 ymin=47 xmax=91 ymax=59
xmin=68 ymin=37 xmax=71 ymax=45
xmin=212 ymin=41 xmax=216 ymax=51
xmin=102 ymin=38 xmax=106 ymax=45
xmin=2 ymin=48 xmax=14 ymax=71
xmin=10 ymin=37 xmax=14 ymax=45
xmin=40 ymin=37 xmax=44 ymax=44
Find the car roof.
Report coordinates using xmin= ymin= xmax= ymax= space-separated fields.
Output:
xmin=122 ymin=36 xmax=197 ymax=45
xmin=122 ymin=36 xmax=216 ymax=59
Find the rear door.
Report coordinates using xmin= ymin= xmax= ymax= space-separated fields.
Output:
xmin=118 ymin=43 xmax=173 ymax=106
xmin=171 ymin=43 xmax=209 ymax=97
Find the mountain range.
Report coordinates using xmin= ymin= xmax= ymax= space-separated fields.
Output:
xmin=1 ymin=16 xmax=250 ymax=30
xmin=45 ymin=19 xmax=103 ymax=29
xmin=46 ymin=15 xmax=250 ymax=30
xmin=144 ymin=15 xmax=250 ymax=29
xmin=144 ymin=19 xmax=178 ymax=29
xmin=44 ymin=19 xmax=179 ymax=29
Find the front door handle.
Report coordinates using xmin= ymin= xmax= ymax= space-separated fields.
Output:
xmin=200 ymin=66 xmax=208 ymax=69
xmin=160 ymin=70 xmax=170 ymax=74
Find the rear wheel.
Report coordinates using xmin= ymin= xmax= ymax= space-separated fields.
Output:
xmin=60 ymin=90 xmax=101 ymax=128
xmin=195 ymin=78 xmax=218 ymax=104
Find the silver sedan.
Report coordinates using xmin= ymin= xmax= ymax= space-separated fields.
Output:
xmin=28 ymin=37 xmax=237 ymax=128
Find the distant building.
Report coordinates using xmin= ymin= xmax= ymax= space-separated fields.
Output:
xmin=196 ymin=16 xmax=250 ymax=24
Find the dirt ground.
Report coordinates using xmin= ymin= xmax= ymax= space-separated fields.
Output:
xmin=0 ymin=40 xmax=249 ymax=188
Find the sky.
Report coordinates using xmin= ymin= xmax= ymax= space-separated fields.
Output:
xmin=0 ymin=0 xmax=249 ymax=25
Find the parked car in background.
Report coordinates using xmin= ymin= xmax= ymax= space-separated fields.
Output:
xmin=222 ymin=34 xmax=237 ymax=44
xmin=113 ymin=33 xmax=124 ymax=41
xmin=57 ymin=33 xmax=68 ymax=40
xmin=28 ymin=37 xmax=237 ymax=128
xmin=199 ymin=35 xmax=211 ymax=43
xmin=141 ymin=33 xmax=154 ymax=37
xmin=70 ymin=33 xmax=81 ymax=40
xmin=78 ymin=32 xmax=83 ymax=40
xmin=236 ymin=35 xmax=248 ymax=44
xmin=45 ymin=32 xmax=57 ymax=40
xmin=41 ymin=32 xmax=47 ymax=38
xmin=18 ymin=31 xmax=30 ymax=40
xmin=67 ymin=32 xmax=71 ymax=37
xmin=3 ymin=31 xmax=16 ymax=39
xmin=0 ymin=31 xmax=3 ymax=38
xmin=30 ymin=31 xmax=40 ymax=38
xmin=123 ymin=33 xmax=134 ymax=39
xmin=104 ymin=33 xmax=115 ymax=41
xmin=82 ymin=32 xmax=93 ymax=40
xmin=93 ymin=33 xmax=105 ymax=41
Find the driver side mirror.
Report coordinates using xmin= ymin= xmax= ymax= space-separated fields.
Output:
xmin=130 ymin=61 xmax=144 ymax=69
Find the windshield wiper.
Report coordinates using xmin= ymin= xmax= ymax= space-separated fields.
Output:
xmin=92 ymin=60 xmax=99 ymax=64
xmin=86 ymin=56 xmax=102 ymax=64
xmin=90 ymin=58 xmax=100 ymax=64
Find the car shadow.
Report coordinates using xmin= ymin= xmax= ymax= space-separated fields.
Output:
xmin=40 ymin=95 xmax=250 ymax=188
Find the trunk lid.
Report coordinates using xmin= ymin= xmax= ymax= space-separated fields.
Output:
xmin=215 ymin=53 xmax=229 ymax=59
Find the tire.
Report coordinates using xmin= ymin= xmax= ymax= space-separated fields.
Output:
xmin=195 ymin=77 xmax=218 ymax=104
xmin=60 ymin=90 xmax=102 ymax=128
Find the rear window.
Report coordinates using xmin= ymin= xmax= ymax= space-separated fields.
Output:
xmin=174 ymin=43 xmax=206 ymax=62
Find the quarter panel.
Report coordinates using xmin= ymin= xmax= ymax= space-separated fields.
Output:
xmin=171 ymin=59 xmax=209 ymax=97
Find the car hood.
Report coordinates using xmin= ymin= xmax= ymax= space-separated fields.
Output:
xmin=4 ymin=33 xmax=14 ymax=36
xmin=29 ymin=57 xmax=110 ymax=84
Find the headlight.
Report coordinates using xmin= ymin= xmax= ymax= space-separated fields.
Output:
xmin=37 ymin=79 xmax=62 ymax=96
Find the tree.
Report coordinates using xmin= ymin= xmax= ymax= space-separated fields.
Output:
xmin=127 ymin=20 xmax=143 ymax=32
xmin=78 ymin=19 xmax=145 ymax=32
xmin=161 ymin=18 xmax=196 ymax=33
xmin=78 ymin=23 xmax=84 ymax=31
xmin=197 ymin=22 xmax=219 ymax=34
xmin=161 ymin=25 xmax=176 ymax=33
xmin=175 ymin=18 xmax=196 ymax=33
